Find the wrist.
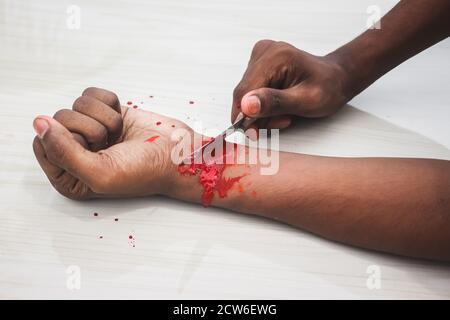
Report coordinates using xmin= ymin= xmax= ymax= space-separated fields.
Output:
xmin=324 ymin=49 xmax=360 ymax=101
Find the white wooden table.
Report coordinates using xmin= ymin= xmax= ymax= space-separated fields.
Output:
xmin=0 ymin=0 xmax=449 ymax=299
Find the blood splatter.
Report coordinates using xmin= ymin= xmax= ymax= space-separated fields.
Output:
xmin=156 ymin=121 xmax=162 ymax=126
xmin=178 ymin=138 xmax=244 ymax=207
xmin=93 ymin=212 xmax=98 ymax=216
xmin=145 ymin=135 xmax=160 ymax=143
xmin=133 ymin=105 xmax=138 ymax=109
xmin=127 ymin=101 xmax=133 ymax=105
xmin=128 ymin=234 xmax=135 ymax=247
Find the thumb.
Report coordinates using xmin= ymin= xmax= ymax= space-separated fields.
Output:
xmin=33 ymin=115 xmax=103 ymax=186
xmin=240 ymin=87 xmax=300 ymax=119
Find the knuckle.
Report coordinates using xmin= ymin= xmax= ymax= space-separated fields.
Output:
xmin=72 ymin=95 xmax=90 ymax=110
xmin=81 ymin=87 xmax=98 ymax=96
xmin=53 ymin=108 xmax=71 ymax=121
xmin=252 ymin=39 xmax=274 ymax=52
xmin=233 ymin=85 xmax=243 ymax=99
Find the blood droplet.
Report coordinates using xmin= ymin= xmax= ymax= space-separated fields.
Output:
xmin=145 ymin=135 xmax=160 ymax=143
xmin=133 ymin=105 xmax=138 ymax=109
xmin=128 ymin=235 xmax=133 ymax=239
xmin=156 ymin=121 xmax=162 ymax=126
xmin=171 ymin=124 xmax=175 ymax=128
xmin=127 ymin=101 xmax=133 ymax=105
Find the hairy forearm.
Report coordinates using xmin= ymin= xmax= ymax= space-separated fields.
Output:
xmin=168 ymin=150 xmax=450 ymax=261
xmin=327 ymin=0 xmax=450 ymax=99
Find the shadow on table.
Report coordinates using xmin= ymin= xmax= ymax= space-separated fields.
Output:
xmin=25 ymin=104 xmax=450 ymax=298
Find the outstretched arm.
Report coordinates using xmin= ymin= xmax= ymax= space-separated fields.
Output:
xmin=170 ymin=147 xmax=450 ymax=262
xmin=33 ymin=88 xmax=450 ymax=262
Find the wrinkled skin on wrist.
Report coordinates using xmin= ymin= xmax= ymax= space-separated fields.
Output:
xmin=33 ymin=87 xmax=195 ymax=200
xmin=231 ymin=40 xmax=352 ymax=130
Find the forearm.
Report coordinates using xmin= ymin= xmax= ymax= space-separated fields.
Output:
xmin=327 ymin=0 xmax=450 ymax=99
xmin=168 ymin=151 xmax=450 ymax=261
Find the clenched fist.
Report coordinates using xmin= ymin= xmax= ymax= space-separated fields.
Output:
xmin=32 ymin=87 xmax=195 ymax=200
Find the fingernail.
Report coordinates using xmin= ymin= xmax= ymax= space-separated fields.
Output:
xmin=244 ymin=95 xmax=261 ymax=115
xmin=33 ymin=117 xmax=49 ymax=139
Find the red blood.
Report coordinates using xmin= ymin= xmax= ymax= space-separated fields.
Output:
xmin=156 ymin=121 xmax=162 ymax=126
xmin=133 ymin=105 xmax=138 ymax=109
xmin=238 ymin=184 xmax=245 ymax=193
xmin=93 ymin=212 xmax=98 ymax=216
xmin=178 ymin=138 xmax=244 ymax=207
xmin=129 ymin=235 xmax=133 ymax=239
xmin=189 ymin=100 xmax=194 ymax=104
xmin=145 ymin=135 xmax=160 ymax=143
xmin=127 ymin=101 xmax=133 ymax=105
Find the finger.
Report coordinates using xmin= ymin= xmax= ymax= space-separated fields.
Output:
xmin=231 ymin=63 xmax=269 ymax=123
xmin=32 ymin=115 xmax=104 ymax=188
xmin=249 ymin=39 xmax=275 ymax=62
xmin=82 ymin=87 xmax=121 ymax=114
xmin=33 ymin=136 xmax=64 ymax=179
xmin=266 ymin=115 xmax=292 ymax=129
xmin=240 ymin=87 xmax=303 ymax=118
xmin=72 ymin=95 xmax=123 ymax=144
xmin=54 ymin=109 xmax=108 ymax=151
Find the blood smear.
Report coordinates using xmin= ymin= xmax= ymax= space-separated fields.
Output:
xmin=178 ymin=138 xmax=244 ymax=207
xmin=145 ymin=135 xmax=160 ymax=143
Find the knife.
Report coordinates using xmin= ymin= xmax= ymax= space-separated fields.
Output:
xmin=183 ymin=112 xmax=257 ymax=164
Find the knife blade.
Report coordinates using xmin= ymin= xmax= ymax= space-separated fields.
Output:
xmin=182 ymin=112 xmax=257 ymax=164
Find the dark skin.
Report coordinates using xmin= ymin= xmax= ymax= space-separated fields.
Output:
xmin=33 ymin=0 xmax=450 ymax=261
xmin=231 ymin=0 xmax=450 ymax=129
